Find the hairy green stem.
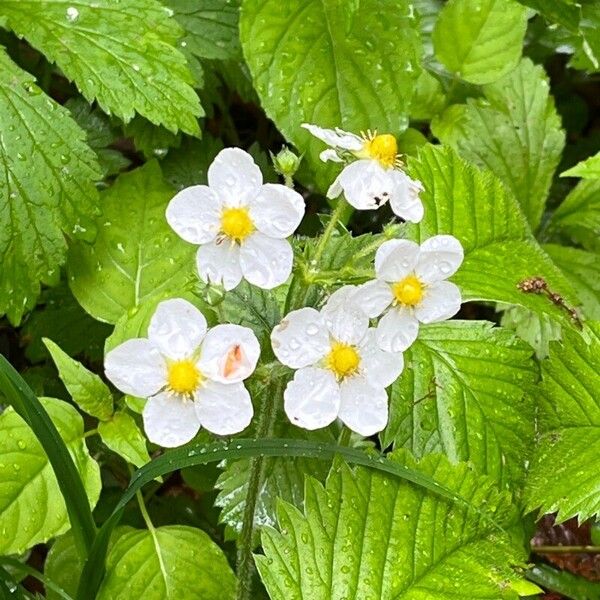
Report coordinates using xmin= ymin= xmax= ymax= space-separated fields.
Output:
xmin=532 ymin=544 xmax=600 ymax=554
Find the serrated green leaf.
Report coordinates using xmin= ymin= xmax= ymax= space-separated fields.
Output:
xmin=123 ymin=116 xmax=181 ymax=160
xmin=0 ymin=398 xmax=100 ymax=555
xmin=0 ymin=0 xmax=202 ymax=134
xmin=98 ymin=411 xmax=150 ymax=467
xmin=561 ymin=151 xmax=600 ymax=178
xmin=432 ymin=0 xmax=528 ymax=84
xmin=67 ymin=161 xmax=196 ymax=324
xmin=383 ymin=321 xmax=536 ymax=487
xmin=97 ymin=525 xmax=236 ymax=599
xmin=167 ymin=0 xmax=241 ymax=61
xmin=43 ymin=338 xmax=114 ymax=420
xmin=405 ymin=145 xmax=578 ymax=326
xmin=240 ymin=0 xmax=421 ymax=191
xmin=544 ymin=244 xmax=600 ymax=320
xmin=432 ymin=59 xmax=565 ymax=229
xmin=499 ymin=306 xmax=561 ymax=359
xmin=0 ymin=49 xmax=101 ymax=325
xmin=548 ymin=179 xmax=600 ymax=250
xmin=21 ymin=284 xmax=112 ymax=364
xmin=514 ymin=0 xmax=580 ymax=32
xmin=256 ymin=452 xmax=527 ymax=600
xmin=524 ymin=323 xmax=600 ymax=522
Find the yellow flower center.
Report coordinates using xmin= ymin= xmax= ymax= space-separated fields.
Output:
xmin=221 ymin=207 xmax=254 ymax=242
xmin=326 ymin=342 xmax=360 ymax=379
xmin=392 ymin=275 xmax=424 ymax=307
xmin=363 ymin=134 xmax=398 ymax=168
xmin=167 ymin=360 xmax=202 ymax=394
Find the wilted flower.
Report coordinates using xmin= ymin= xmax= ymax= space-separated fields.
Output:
xmin=271 ymin=288 xmax=403 ymax=436
xmin=104 ymin=298 xmax=260 ymax=447
xmin=302 ymin=123 xmax=423 ymax=222
xmin=166 ymin=148 xmax=305 ymax=291
xmin=357 ymin=235 xmax=464 ymax=352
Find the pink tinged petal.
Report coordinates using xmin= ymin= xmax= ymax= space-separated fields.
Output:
xmin=271 ymin=307 xmax=329 ymax=369
xmin=301 ymin=123 xmax=363 ymax=151
xmin=249 ymin=184 xmax=305 ymax=238
xmin=376 ymin=307 xmax=419 ymax=352
xmin=196 ymin=240 xmax=243 ymax=291
xmin=338 ymin=376 xmax=388 ymax=436
xmin=198 ymin=324 xmax=260 ymax=384
xmin=359 ymin=329 xmax=404 ymax=388
xmin=338 ymin=160 xmax=395 ymax=210
xmin=142 ymin=392 xmax=200 ymax=447
xmin=375 ymin=239 xmax=420 ymax=282
xmin=388 ymin=171 xmax=424 ymax=223
xmin=415 ymin=235 xmax=464 ymax=283
xmin=207 ymin=148 xmax=262 ymax=206
xmin=355 ymin=280 xmax=394 ymax=318
xmin=165 ymin=185 xmax=221 ymax=244
xmin=195 ymin=381 xmax=253 ymax=435
xmin=284 ymin=367 xmax=341 ymax=430
xmin=148 ymin=298 xmax=207 ymax=360
xmin=239 ymin=233 xmax=293 ymax=289
xmin=415 ymin=281 xmax=462 ymax=323
xmin=104 ymin=338 xmax=166 ymax=397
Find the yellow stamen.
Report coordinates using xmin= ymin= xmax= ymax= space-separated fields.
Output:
xmin=167 ymin=360 xmax=202 ymax=394
xmin=326 ymin=342 xmax=360 ymax=379
xmin=221 ymin=207 xmax=254 ymax=242
xmin=392 ymin=275 xmax=424 ymax=307
xmin=362 ymin=134 xmax=398 ymax=168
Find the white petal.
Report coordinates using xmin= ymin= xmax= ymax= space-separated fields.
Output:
xmin=415 ymin=235 xmax=464 ymax=283
xmin=338 ymin=160 xmax=396 ymax=210
xmin=320 ymin=149 xmax=343 ymax=163
xmin=148 ymin=298 xmax=207 ymax=360
xmin=284 ymin=367 xmax=340 ymax=430
xmin=196 ymin=240 xmax=243 ymax=291
xmin=388 ymin=171 xmax=424 ymax=223
xmin=359 ymin=329 xmax=404 ymax=388
xmin=322 ymin=293 xmax=368 ymax=345
xmin=105 ymin=339 xmax=166 ymax=397
xmin=376 ymin=307 xmax=419 ymax=352
xmin=143 ymin=392 xmax=200 ymax=447
xmin=207 ymin=148 xmax=262 ymax=206
xmin=415 ymin=281 xmax=462 ymax=323
xmin=326 ymin=175 xmax=343 ymax=199
xmin=239 ymin=233 xmax=293 ymax=289
xmin=375 ymin=239 xmax=420 ymax=282
xmin=321 ymin=285 xmax=360 ymax=314
xmin=165 ymin=185 xmax=221 ymax=245
xmin=249 ymin=184 xmax=305 ymax=238
xmin=301 ymin=123 xmax=363 ymax=151
xmin=271 ymin=307 xmax=329 ymax=369
xmin=198 ymin=324 xmax=260 ymax=384
xmin=195 ymin=381 xmax=253 ymax=435
xmin=338 ymin=377 xmax=388 ymax=436
xmin=354 ymin=280 xmax=393 ymax=318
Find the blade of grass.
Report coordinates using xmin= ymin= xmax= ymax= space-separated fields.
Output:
xmin=0 ymin=355 xmax=96 ymax=556
xmin=0 ymin=558 xmax=73 ymax=600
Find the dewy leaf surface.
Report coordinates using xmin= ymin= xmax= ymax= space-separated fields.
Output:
xmin=67 ymin=161 xmax=196 ymax=324
xmin=405 ymin=145 xmax=578 ymax=326
xmin=382 ymin=321 xmax=536 ymax=487
xmin=256 ymin=453 xmax=527 ymax=600
xmin=432 ymin=0 xmax=528 ymax=84
xmin=432 ymin=59 xmax=565 ymax=229
xmin=0 ymin=49 xmax=101 ymax=324
xmin=0 ymin=398 xmax=100 ymax=555
xmin=0 ymin=0 xmax=202 ymax=134
xmin=240 ymin=0 xmax=421 ymax=190
xmin=525 ymin=323 xmax=600 ymax=523
xmin=97 ymin=525 xmax=236 ymax=599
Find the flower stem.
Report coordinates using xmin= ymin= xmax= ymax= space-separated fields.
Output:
xmin=313 ymin=198 xmax=349 ymax=265
xmin=235 ymin=383 xmax=281 ymax=600
xmin=532 ymin=545 xmax=600 ymax=554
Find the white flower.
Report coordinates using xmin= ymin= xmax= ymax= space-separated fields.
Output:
xmin=166 ymin=148 xmax=305 ymax=291
xmin=302 ymin=123 xmax=423 ymax=222
xmin=104 ymin=298 xmax=260 ymax=447
xmin=270 ymin=287 xmax=404 ymax=436
xmin=357 ymin=236 xmax=464 ymax=353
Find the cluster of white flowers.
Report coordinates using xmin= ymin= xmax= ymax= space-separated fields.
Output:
xmin=104 ymin=129 xmax=464 ymax=447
